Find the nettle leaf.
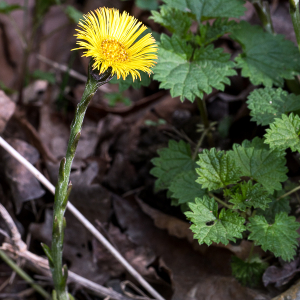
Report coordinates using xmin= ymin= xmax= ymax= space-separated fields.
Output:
xmin=196 ymin=148 xmax=240 ymax=191
xmin=185 ymin=196 xmax=246 ymax=246
xmin=230 ymin=137 xmax=288 ymax=193
xmin=231 ymin=21 xmax=300 ymax=87
xmin=231 ymin=255 xmax=268 ymax=287
xmin=150 ymin=6 xmax=192 ymax=38
xmin=169 ymin=170 xmax=207 ymax=205
xmin=136 ymin=0 xmax=159 ymax=10
xmin=226 ymin=181 xmax=271 ymax=211
xmin=0 ymin=1 xmax=22 ymax=14
xmin=162 ymin=0 xmax=246 ymax=21
xmin=197 ymin=19 xmax=238 ymax=46
xmin=150 ymin=140 xmax=196 ymax=192
xmin=257 ymin=192 xmax=291 ymax=224
xmin=154 ymin=34 xmax=236 ymax=102
xmin=110 ymin=71 xmax=152 ymax=92
xmin=265 ymin=113 xmax=300 ymax=152
xmin=248 ymin=213 xmax=300 ymax=261
xmin=247 ymin=88 xmax=300 ymax=126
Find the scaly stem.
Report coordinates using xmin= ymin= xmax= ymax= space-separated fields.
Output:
xmin=252 ymin=0 xmax=274 ymax=34
xmin=48 ymin=62 xmax=113 ymax=300
xmin=290 ymin=0 xmax=300 ymax=52
xmin=196 ymin=96 xmax=214 ymax=148
xmin=0 ymin=250 xmax=51 ymax=299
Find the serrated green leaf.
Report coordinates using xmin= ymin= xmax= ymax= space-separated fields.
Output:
xmin=248 ymin=213 xmax=300 ymax=261
xmin=247 ymin=88 xmax=300 ymax=126
xmin=150 ymin=140 xmax=196 ymax=191
xmin=257 ymin=192 xmax=291 ymax=224
xmin=110 ymin=71 xmax=152 ymax=92
xmin=265 ymin=113 xmax=300 ymax=152
xmin=0 ymin=1 xmax=22 ymax=14
xmin=197 ymin=19 xmax=238 ymax=46
xmin=169 ymin=170 xmax=207 ymax=204
xmin=196 ymin=148 xmax=239 ymax=191
xmin=231 ymin=21 xmax=300 ymax=87
xmin=231 ymin=255 xmax=268 ymax=287
xmin=230 ymin=137 xmax=288 ymax=193
xmin=150 ymin=6 xmax=192 ymax=38
xmin=154 ymin=34 xmax=236 ymax=102
xmin=64 ymin=5 xmax=83 ymax=24
xmin=162 ymin=0 xmax=246 ymax=21
xmin=226 ymin=181 xmax=271 ymax=211
xmin=185 ymin=196 xmax=246 ymax=246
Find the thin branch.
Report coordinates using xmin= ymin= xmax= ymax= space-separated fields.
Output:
xmin=1 ymin=243 xmax=135 ymax=300
xmin=0 ymin=136 xmax=164 ymax=300
xmin=0 ymin=249 xmax=51 ymax=299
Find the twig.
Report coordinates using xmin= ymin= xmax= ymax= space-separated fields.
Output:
xmin=0 ymin=136 xmax=164 ymax=300
xmin=0 ymin=204 xmax=26 ymax=251
xmin=36 ymin=54 xmax=111 ymax=93
xmin=0 ymin=249 xmax=51 ymax=299
xmin=1 ymin=243 xmax=134 ymax=300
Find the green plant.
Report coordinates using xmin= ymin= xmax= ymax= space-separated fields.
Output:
xmin=147 ymin=0 xmax=300 ymax=287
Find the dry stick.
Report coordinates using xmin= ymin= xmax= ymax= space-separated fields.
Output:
xmin=1 ymin=243 xmax=134 ymax=300
xmin=0 ymin=136 xmax=164 ymax=300
xmin=0 ymin=204 xmax=134 ymax=300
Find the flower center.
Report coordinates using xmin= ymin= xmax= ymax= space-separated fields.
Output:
xmin=101 ymin=39 xmax=128 ymax=63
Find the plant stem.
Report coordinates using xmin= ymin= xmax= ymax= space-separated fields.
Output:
xmin=246 ymin=243 xmax=255 ymax=262
xmin=196 ymin=96 xmax=214 ymax=148
xmin=208 ymin=192 xmax=232 ymax=209
xmin=49 ymin=62 xmax=113 ymax=300
xmin=0 ymin=249 xmax=51 ymax=299
xmin=277 ymin=184 xmax=300 ymax=200
xmin=192 ymin=128 xmax=208 ymax=160
xmin=290 ymin=0 xmax=300 ymax=52
xmin=252 ymin=0 xmax=274 ymax=34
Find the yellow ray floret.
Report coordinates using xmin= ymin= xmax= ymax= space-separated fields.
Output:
xmin=73 ymin=7 xmax=158 ymax=80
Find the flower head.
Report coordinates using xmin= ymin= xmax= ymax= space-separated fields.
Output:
xmin=73 ymin=7 xmax=158 ymax=80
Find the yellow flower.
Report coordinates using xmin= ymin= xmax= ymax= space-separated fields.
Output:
xmin=73 ymin=7 xmax=158 ymax=81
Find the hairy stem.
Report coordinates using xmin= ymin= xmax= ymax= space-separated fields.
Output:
xmin=290 ymin=0 xmax=300 ymax=52
xmin=209 ymin=192 xmax=232 ymax=209
xmin=277 ymin=184 xmax=300 ymax=200
xmin=252 ymin=0 xmax=274 ymax=34
xmin=196 ymin=97 xmax=214 ymax=148
xmin=49 ymin=62 xmax=113 ymax=300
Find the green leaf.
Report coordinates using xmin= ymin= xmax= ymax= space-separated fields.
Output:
xmin=257 ymin=192 xmax=291 ymax=224
xmin=110 ymin=71 xmax=152 ymax=92
xmin=226 ymin=181 xmax=271 ymax=211
xmin=196 ymin=148 xmax=239 ymax=191
xmin=32 ymin=70 xmax=55 ymax=84
xmin=231 ymin=255 xmax=268 ymax=287
xmin=197 ymin=19 xmax=238 ymax=46
xmin=0 ymin=1 xmax=22 ymax=14
xmin=230 ymin=137 xmax=288 ymax=193
xmin=185 ymin=196 xmax=246 ymax=246
xmin=247 ymin=88 xmax=300 ymax=126
xmin=136 ymin=0 xmax=158 ymax=10
xmin=150 ymin=140 xmax=196 ymax=192
xmin=162 ymin=0 xmax=246 ymax=21
xmin=265 ymin=113 xmax=300 ymax=152
xmin=64 ymin=5 xmax=83 ymax=24
xmin=248 ymin=213 xmax=300 ymax=261
xmin=230 ymin=21 xmax=300 ymax=87
xmin=34 ymin=0 xmax=56 ymax=26
xmin=150 ymin=6 xmax=192 ymax=38
xmin=105 ymin=92 xmax=132 ymax=107
xmin=169 ymin=170 xmax=207 ymax=205
xmin=154 ymin=34 xmax=236 ymax=102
